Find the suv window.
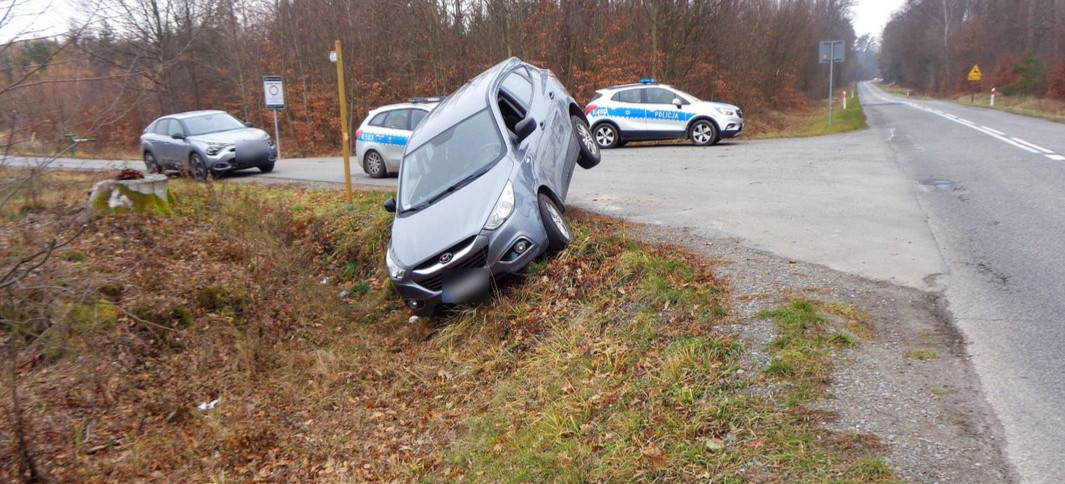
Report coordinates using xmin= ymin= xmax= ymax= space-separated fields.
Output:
xmin=644 ymin=88 xmax=677 ymax=104
xmin=613 ymin=89 xmax=641 ymax=103
xmin=500 ymin=71 xmax=533 ymax=108
xmin=410 ymin=109 xmax=428 ymax=129
xmin=368 ymin=112 xmax=388 ymax=127
xmin=167 ymin=119 xmax=184 ymax=137
xmin=384 ymin=109 xmax=411 ymax=130
xmin=153 ymin=119 xmax=170 ymax=135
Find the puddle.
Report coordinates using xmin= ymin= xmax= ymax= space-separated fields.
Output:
xmin=918 ymin=178 xmax=958 ymax=192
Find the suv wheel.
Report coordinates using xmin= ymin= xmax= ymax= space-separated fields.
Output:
xmin=258 ymin=162 xmax=275 ymax=173
xmin=690 ymin=120 xmax=718 ymax=146
xmin=188 ymin=153 xmax=209 ymax=181
xmin=593 ymin=123 xmax=621 ymax=149
xmin=364 ymin=150 xmax=387 ymax=178
xmin=572 ymin=115 xmax=601 ymax=169
xmin=538 ymin=193 xmax=571 ymax=252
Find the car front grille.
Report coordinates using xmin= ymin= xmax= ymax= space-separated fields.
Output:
xmin=417 ymin=248 xmax=488 ymax=292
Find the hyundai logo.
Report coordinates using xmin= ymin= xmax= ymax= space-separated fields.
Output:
xmin=439 ymin=252 xmax=453 ymax=264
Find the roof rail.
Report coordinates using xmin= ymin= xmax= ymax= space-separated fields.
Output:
xmin=408 ymin=96 xmax=446 ymax=103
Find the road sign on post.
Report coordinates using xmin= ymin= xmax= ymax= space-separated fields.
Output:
xmin=967 ymin=65 xmax=982 ymax=103
xmin=820 ymin=40 xmax=845 ymax=127
xmin=263 ymin=75 xmax=284 ymax=160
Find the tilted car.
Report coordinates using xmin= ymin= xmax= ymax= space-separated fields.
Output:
xmin=140 ymin=110 xmax=277 ymax=180
xmin=584 ymin=80 xmax=744 ymax=148
xmin=383 ymin=57 xmax=601 ymax=316
xmin=355 ymin=98 xmax=443 ymax=178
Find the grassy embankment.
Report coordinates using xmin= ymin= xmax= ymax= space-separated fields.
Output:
xmin=1 ymin=169 xmax=897 ymax=482
xmin=880 ymin=82 xmax=1065 ymax=123
xmin=746 ymin=87 xmax=866 ymax=140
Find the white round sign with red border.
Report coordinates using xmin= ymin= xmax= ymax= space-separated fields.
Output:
xmin=263 ymin=75 xmax=284 ymax=109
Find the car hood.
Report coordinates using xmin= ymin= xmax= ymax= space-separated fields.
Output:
xmin=188 ymin=128 xmax=269 ymax=144
xmin=390 ymin=159 xmax=513 ymax=267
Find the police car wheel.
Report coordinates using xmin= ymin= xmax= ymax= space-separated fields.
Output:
xmin=364 ymin=151 xmax=387 ymax=178
xmin=690 ymin=120 xmax=718 ymax=146
xmin=572 ymin=115 xmax=601 ymax=169
xmin=593 ymin=124 xmax=620 ymax=149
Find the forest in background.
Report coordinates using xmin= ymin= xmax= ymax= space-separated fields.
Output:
xmin=881 ymin=0 xmax=1065 ymax=98
xmin=2 ymin=0 xmax=859 ymax=156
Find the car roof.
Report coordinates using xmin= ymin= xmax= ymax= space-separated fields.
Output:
xmin=602 ymin=83 xmax=675 ymax=91
xmin=368 ymin=102 xmax=436 ymax=115
xmin=406 ymin=57 xmax=522 ymax=152
xmin=164 ymin=110 xmax=229 ymax=120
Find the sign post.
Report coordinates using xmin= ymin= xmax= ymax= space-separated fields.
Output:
xmin=331 ymin=41 xmax=353 ymax=206
xmin=263 ymin=75 xmax=285 ymax=160
xmin=967 ymin=65 xmax=983 ymax=103
xmin=820 ymin=40 xmax=845 ymax=126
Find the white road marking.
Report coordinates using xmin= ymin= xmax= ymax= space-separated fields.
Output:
xmin=982 ymin=126 xmax=1006 ymax=135
xmin=1010 ymin=138 xmax=1054 ymax=154
xmin=1047 ymin=155 xmax=1065 ymax=161
xmin=958 ymin=118 xmax=976 ymax=126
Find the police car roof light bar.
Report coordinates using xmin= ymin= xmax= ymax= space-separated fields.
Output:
xmin=409 ymin=96 xmax=446 ymax=103
xmin=639 ymin=78 xmax=656 ymax=84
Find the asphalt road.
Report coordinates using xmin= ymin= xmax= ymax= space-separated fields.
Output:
xmin=6 ymin=83 xmax=1064 ymax=481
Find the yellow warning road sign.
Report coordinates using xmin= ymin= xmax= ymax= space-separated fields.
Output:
xmin=968 ymin=65 xmax=983 ymax=82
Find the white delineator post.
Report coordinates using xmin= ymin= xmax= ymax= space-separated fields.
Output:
xmin=991 ymin=87 xmax=997 ymax=107
xmin=843 ymin=91 xmax=848 ymax=110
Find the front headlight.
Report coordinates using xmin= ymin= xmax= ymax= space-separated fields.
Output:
xmin=386 ymin=248 xmax=406 ymax=280
xmin=484 ymin=181 xmax=514 ymax=231
xmin=715 ymin=107 xmax=736 ymax=116
xmin=205 ymin=143 xmax=227 ymax=156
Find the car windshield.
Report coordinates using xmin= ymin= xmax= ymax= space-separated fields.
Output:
xmin=183 ymin=113 xmax=245 ymax=136
xmin=399 ymin=109 xmax=504 ymax=212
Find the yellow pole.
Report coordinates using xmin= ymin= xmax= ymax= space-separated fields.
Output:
xmin=335 ymin=39 xmax=353 ymax=206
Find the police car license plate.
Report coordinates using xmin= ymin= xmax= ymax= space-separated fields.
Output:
xmin=441 ymin=267 xmax=491 ymax=304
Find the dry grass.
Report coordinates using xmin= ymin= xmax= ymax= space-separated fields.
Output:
xmin=746 ymin=88 xmax=865 ymax=140
xmin=1 ymin=168 xmax=897 ymax=482
xmin=879 ymin=82 xmax=1065 ymax=124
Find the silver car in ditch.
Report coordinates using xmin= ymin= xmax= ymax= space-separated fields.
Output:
xmin=355 ymin=98 xmax=441 ymax=178
xmin=382 ymin=57 xmax=601 ymax=316
xmin=140 ymin=110 xmax=277 ymax=180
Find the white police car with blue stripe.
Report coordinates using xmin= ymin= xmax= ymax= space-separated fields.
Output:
xmin=583 ymin=80 xmax=743 ymax=148
xmin=355 ymin=98 xmax=443 ymax=177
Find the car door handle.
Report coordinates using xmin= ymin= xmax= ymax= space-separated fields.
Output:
xmin=548 ymin=92 xmax=555 ymax=100
xmin=538 ymin=121 xmax=545 ymax=129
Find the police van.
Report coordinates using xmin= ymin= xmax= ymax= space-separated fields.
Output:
xmin=355 ymin=97 xmax=443 ymax=178
xmin=583 ymin=80 xmax=743 ymax=148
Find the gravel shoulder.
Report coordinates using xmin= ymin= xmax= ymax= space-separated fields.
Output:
xmin=632 ymin=224 xmax=1015 ymax=483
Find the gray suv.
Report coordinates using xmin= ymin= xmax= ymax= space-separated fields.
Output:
xmin=140 ymin=110 xmax=277 ymax=180
xmin=383 ymin=57 xmax=600 ymax=316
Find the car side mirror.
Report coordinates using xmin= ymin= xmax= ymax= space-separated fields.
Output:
xmin=383 ymin=197 xmax=397 ymax=213
xmin=672 ymin=97 xmax=684 ymax=109
xmin=244 ymin=122 xmax=255 ymax=128
xmin=514 ymin=116 xmax=536 ymax=143
xmin=171 ymin=132 xmax=185 ymax=140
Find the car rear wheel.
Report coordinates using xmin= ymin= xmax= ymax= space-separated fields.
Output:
xmin=143 ymin=151 xmax=161 ymax=174
xmin=188 ymin=153 xmax=209 ymax=181
xmin=593 ymin=123 xmax=620 ymax=149
xmin=690 ymin=120 xmax=719 ymax=146
xmin=259 ymin=162 xmax=275 ymax=173
xmin=572 ymin=115 xmax=601 ymax=169
xmin=538 ymin=193 xmax=571 ymax=252
xmin=364 ymin=150 xmax=387 ymax=178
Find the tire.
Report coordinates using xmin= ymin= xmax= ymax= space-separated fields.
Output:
xmin=592 ymin=123 xmax=621 ymax=149
xmin=572 ymin=115 xmax=601 ymax=169
xmin=258 ymin=162 xmax=275 ymax=173
xmin=143 ymin=151 xmax=161 ymax=174
xmin=538 ymin=193 xmax=571 ymax=252
xmin=364 ymin=150 xmax=387 ymax=178
xmin=690 ymin=119 xmax=719 ymax=146
xmin=188 ymin=153 xmax=209 ymax=181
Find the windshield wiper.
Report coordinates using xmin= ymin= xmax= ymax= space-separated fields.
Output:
xmin=402 ymin=170 xmax=486 ymax=214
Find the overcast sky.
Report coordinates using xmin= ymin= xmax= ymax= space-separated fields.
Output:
xmin=3 ymin=0 xmax=911 ymax=43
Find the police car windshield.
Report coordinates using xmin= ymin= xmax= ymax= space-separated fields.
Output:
xmin=183 ymin=113 xmax=245 ymax=136
xmin=399 ymin=109 xmax=504 ymax=211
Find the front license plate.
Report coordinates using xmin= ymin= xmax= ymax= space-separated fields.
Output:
xmin=442 ymin=267 xmax=491 ymax=304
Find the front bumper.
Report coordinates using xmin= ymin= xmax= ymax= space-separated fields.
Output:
xmin=719 ymin=118 xmax=744 ymax=139
xmin=389 ymin=212 xmax=549 ymax=316
xmin=207 ymin=146 xmax=278 ymax=172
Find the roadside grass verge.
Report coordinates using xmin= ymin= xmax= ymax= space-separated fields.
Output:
xmin=2 ymin=168 xmax=895 ymax=482
xmin=747 ymin=87 xmax=865 ymax=139
xmin=878 ymin=82 xmax=1065 ymax=124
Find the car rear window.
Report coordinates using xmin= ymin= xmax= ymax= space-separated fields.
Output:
xmin=613 ymin=89 xmax=641 ymax=103
xmin=410 ymin=109 xmax=428 ymax=129
xmin=384 ymin=109 xmax=410 ymax=130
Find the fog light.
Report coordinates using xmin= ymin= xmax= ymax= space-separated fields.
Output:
xmin=514 ymin=241 xmax=529 ymax=254
xmin=405 ymin=299 xmax=421 ymax=310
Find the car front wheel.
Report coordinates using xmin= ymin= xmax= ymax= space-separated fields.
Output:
xmin=188 ymin=153 xmax=209 ymax=181
xmin=572 ymin=115 xmax=601 ymax=169
xmin=593 ymin=123 xmax=621 ymax=149
xmin=259 ymin=162 xmax=275 ymax=173
xmin=538 ymin=193 xmax=571 ymax=252
xmin=690 ymin=120 xmax=719 ymax=146
xmin=364 ymin=150 xmax=387 ymax=178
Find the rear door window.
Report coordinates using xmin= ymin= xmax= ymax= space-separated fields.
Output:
xmin=613 ymin=89 xmax=641 ymax=103
xmin=384 ymin=109 xmax=411 ymax=130
xmin=644 ymin=88 xmax=677 ymax=104
xmin=409 ymin=109 xmax=428 ymax=130
xmin=153 ymin=119 xmax=170 ymax=135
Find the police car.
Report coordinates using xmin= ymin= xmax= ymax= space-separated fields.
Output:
xmin=355 ymin=97 xmax=443 ymax=178
xmin=584 ymin=80 xmax=744 ymax=148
